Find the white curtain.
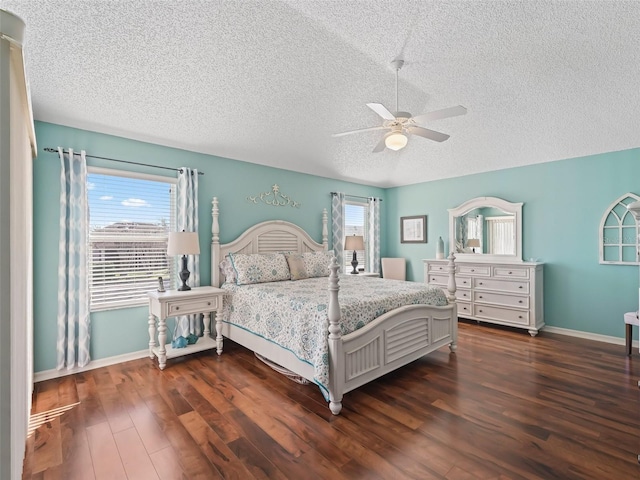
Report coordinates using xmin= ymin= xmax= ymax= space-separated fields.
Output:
xmin=56 ymin=148 xmax=90 ymax=369
xmin=488 ymin=217 xmax=515 ymax=254
xmin=331 ymin=192 xmax=345 ymax=272
xmin=367 ymin=197 xmax=381 ymax=274
xmin=175 ymin=167 xmax=200 ymax=338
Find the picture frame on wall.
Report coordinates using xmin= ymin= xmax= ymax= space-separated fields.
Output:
xmin=400 ymin=215 xmax=427 ymax=243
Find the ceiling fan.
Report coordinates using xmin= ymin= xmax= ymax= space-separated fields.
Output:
xmin=333 ymin=59 xmax=467 ymax=152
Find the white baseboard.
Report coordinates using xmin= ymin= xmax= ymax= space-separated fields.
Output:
xmin=34 ymin=349 xmax=149 ymax=383
xmin=543 ymin=325 xmax=639 ymax=349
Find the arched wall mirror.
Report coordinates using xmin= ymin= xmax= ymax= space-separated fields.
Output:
xmin=448 ymin=197 xmax=523 ymax=263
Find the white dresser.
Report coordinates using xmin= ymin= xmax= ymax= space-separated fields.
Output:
xmin=424 ymin=259 xmax=544 ymax=336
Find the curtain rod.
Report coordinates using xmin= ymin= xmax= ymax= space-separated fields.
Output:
xmin=44 ymin=147 xmax=205 ymax=175
xmin=331 ymin=191 xmax=383 ymax=202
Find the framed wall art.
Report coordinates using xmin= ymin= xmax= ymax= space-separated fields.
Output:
xmin=401 ymin=215 xmax=427 ymax=243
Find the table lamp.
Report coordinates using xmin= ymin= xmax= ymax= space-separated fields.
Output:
xmin=344 ymin=235 xmax=365 ymax=274
xmin=467 ymin=238 xmax=481 ymax=253
xmin=167 ymin=231 xmax=200 ymax=290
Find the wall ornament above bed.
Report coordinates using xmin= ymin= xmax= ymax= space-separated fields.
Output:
xmin=247 ymin=184 xmax=300 ymax=208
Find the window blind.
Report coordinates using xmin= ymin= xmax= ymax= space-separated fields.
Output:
xmin=87 ymin=171 xmax=176 ymax=311
xmin=344 ymin=202 xmax=368 ymax=271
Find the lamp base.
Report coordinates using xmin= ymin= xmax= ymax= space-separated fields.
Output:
xmin=178 ymin=254 xmax=192 ymax=290
xmin=350 ymin=250 xmax=359 ymax=274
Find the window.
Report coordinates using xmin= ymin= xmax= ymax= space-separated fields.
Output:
xmin=87 ymin=167 xmax=176 ymax=311
xmin=486 ymin=216 xmax=515 ymax=254
xmin=344 ymin=201 xmax=368 ymax=272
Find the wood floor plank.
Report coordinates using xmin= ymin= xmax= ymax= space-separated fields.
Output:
xmin=58 ymin=403 xmax=95 ymax=480
xmin=148 ymin=446 xmax=187 ymax=480
xmin=24 ymin=323 xmax=640 ymax=479
xmin=178 ymin=410 xmax=255 ymax=480
xmin=29 ymin=418 xmax=62 ymax=475
xmin=85 ymin=421 xmax=127 ymax=480
xmin=113 ymin=427 xmax=160 ymax=480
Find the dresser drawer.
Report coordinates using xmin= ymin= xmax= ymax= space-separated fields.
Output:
xmin=458 ymin=265 xmax=490 ymax=276
xmin=427 ymin=263 xmax=449 ymax=274
xmin=474 ymin=277 xmax=529 ymax=294
xmin=456 ymin=288 xmax=472 ymax=302
xmin=473 ymin=291 xmax=529 ymax=309
xmin=493 ymin=266 xmax=529 ymax=279
xmin=457 ymin=301 xmax=472 ymax=317
xmin=427 ymin=274 xmax=448 ymax=286
xmin=166 ymin=296 xmax=219 ymax=317
xmin=473 ymin=304 xmax=529 ymax=325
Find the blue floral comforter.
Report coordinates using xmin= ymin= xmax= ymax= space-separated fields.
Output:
xmin=220 ymin=275 xmax=449 ymax=398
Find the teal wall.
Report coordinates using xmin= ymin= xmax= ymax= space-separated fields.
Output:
xmin=33 ymin=121 xmax=386 ymax=372
xmin=33 ymin=120 xmax=640 ymax=372
xmin=385 ymin=148 xmax=640 ymax=339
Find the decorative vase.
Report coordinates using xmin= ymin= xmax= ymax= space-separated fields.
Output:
xmin=436 ymin=236 xmax=445 ymax=259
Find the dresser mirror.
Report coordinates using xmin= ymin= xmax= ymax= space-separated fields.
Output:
xmin=448 ymin=197 xmax=523 ymax=263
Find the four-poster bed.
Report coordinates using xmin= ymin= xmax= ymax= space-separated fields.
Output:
xmin=210 ymin=197 xmax=458 ymax=414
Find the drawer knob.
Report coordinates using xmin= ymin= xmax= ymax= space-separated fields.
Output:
xmin=479 ymin=309 xmax=483 ymax=313
xmin=175 ymin=306 xmax=179 ymax=311
xmin=518 ymin=300 xmax=523 ymax=304
xmin=518 ymin=286 xmax=523 ymax=289
xmin=479 ymin=295 xmax=483 ymax=299
xmin=508 ymin=271 xmax=512 ymax=274
xmin=479 ymin=282 xmax=483 ymax=285
xmin=207 ymin=302 xmax=211 ymax=306
xmin=518 ymin=315 xmax=523 ymax=319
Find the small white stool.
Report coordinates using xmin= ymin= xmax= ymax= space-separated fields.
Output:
xmin=624 ymin=312 xmax=639 ymax=355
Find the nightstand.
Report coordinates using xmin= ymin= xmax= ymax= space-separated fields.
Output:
xmin=147 ymin=286 xmax=225 ymax=369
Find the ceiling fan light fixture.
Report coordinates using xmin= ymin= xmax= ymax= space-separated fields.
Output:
xmin=385 ymin=132 xmax=408 ymax=151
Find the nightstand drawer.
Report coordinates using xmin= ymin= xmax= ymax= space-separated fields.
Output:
xmin=166 ymin=296 xmax=218 ymax=316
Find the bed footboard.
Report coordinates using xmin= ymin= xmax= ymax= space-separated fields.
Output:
xmin=326 ymin=254 xmax=457 ymax=415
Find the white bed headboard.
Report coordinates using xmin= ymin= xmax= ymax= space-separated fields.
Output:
xmin=211 ymin=197 xmax=328 ymax=287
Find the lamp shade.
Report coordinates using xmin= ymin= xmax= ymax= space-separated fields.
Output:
xmin=167 ymin=231 xmax=200 ymax=256
xmin=467 ymin=238 xmax=481 ymax=248
xmin=345 ymin=235 xmax=365 ymax=251
xmin=385 ymin=132 xmax=408 ymax=151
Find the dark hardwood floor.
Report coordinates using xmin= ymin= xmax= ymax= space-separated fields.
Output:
xmin=23 ymin=321 xmax=640 ymax=479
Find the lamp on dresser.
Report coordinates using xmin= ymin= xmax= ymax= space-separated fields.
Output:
xmin=344 ymin=235 xmax=365 ymax=274
xmin=167 ymin=231 xmax=200 ymax=290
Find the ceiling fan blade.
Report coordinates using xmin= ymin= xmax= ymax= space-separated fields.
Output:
xmin=412 ymin=105 xmax=467 ymax=124
xmin=372 ymin=132 xmax=392 ymax=153
xmin=332 ymin=125 xmax=388 ymax=138
xmin=366 ymin=103 xmax=396 ymax=121
xmin=407 ymin=126 xmax=450 ymax=142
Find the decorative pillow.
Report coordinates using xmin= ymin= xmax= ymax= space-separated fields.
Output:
xmin=285 ymin=254 xmax=309 ymax=281
xmin=285 ymin=251 xmax=334 ymax=280
xmin=229 ymin=253 xmax=291 ymax=285
xmin=219 ymin=256 xmax=237 ymax=284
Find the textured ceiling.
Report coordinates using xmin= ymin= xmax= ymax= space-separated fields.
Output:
xmin=3 ymin=0 xmax=640 ymax=187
